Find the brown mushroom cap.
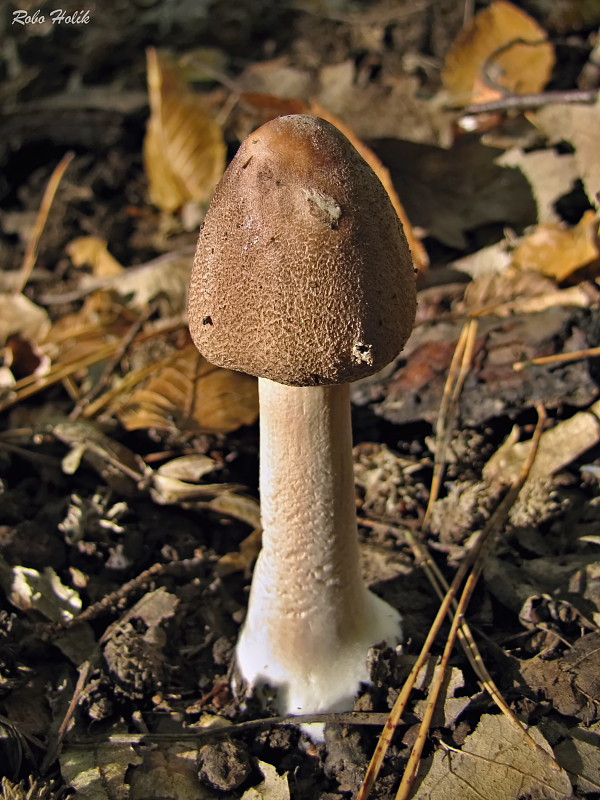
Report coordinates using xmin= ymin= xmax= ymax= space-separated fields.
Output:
xmin=188 ymin=114 xmax=416 ymax=386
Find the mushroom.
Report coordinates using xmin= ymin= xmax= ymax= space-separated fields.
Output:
xmin=188 ymin=114 xmax=416 ymax=720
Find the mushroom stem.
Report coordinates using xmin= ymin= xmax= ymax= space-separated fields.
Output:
xmin=236 ymin=378 xmax=402 ymax=717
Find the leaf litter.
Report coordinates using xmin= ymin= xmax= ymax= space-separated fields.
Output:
xmin=1 ymin=2 xmax=600 ymax=799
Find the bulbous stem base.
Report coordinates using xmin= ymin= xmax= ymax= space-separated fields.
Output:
xmin=236 ymin=379 xmax=402 ymax=721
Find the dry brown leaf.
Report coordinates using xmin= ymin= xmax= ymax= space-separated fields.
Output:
xmin=201 ymin=492 xmax=261 ymax=529
xmin=442 ymin=0 xmax=555 ymax=105
xmin=117 ymin=343 xmax=258 ymax=434
xmin=413 ymin=714 xmax=571 ymax=799
xmin=461 ymin=264 xmax=555 ymax=312
xmin=496 ymin=148 xmax=578 ymax=223
xmin=484 ymin=398 xmax=600 ymax=485
xmin=216 ymin=528 xmax=262 ymax=577
xmin=309 ymin=101 xmax=429 ymax=272
xmin=151 ymin=455 xmax=242 ymax=505
xmin=0 ymin=293 xmax=51 ymax=345
xmin=144 ymin=48 xmax=226 ymax=213
xmin=511 ymin=211 xmax=600 ymax=281
xmin=66 ymin=236 xmax=124 ymax=277
xmin=41 ymin=292 xmax=139 ymax=365
xmin=534 ymin=93 xmax=600 ymax=208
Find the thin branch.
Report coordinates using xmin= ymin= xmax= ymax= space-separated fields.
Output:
xmin=513 ymin=344 xmax=600 ymax=372
xmin=446 ymin=88 xmax=597 ymax=115
xmin=68 ymin=711 xmax=393 ymax=748
xmin=424 ymin=319 xmax=478 ymax=525
xmin=14 ymin=152 xmax=74 ymax=295
xmin=357 ymin=404 xmax=549 ymax=800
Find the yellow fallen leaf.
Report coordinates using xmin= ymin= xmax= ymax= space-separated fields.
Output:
xmin=511 ymin=211 xmax=600 ymax=281
xmin=66 ymin=236 xmax=124 ymax=277
xmin=216 ymin=528 xmax=262 ymax=577
xmin=144 ymin=48 xmax=226 ymax=213
xmin=442 ymin=0 xmax=555 ymax=105
xmin=117 ymin=343 xmax=258 ymax=434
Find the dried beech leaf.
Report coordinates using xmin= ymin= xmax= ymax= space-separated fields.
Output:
xmin=535 ymin=93 xmax=600 ymax=208
xmin=484 ymin=398 xmax=600 ymax=485
xmin=414 ymin=665 xmax=471 ymax=728
xmin=442 ymin=0 xmax=555 ymax=105
xmin=144 ymin=48 xmax=226 ymax=212
xmin=2 ymin=562 xmax=82 ymax=623
xmin=118 ymin=344 xmax=258 ymax=434
xmin=66 ymin=236 xmax=124 ymax=277
xmin=103 ymin=250 xmax=192 ymax=312
xmin=414 ymin=714 xmax=571 ymax=800
xmin=242 ymin=761 xmax=290 ymax=800
xmin=42 ymin=292 xmax=139 ymax=366
xmin=156 ymin=454 xmax=218 ymax=481
xmin=0 ymin=292 xmax=51 ymax=345
xmin=496 ymin=148 xmax=578 ymax=223
xmin=309 ymin=102 xmax=429 ymax=272
xmin=61 ymin=737 xmax=142 ymax=800
xmin=555 ymin=721 xmax=600 ymax=793
xmin=217 ymin=528 xmax=262 ymax=577
xmin=201 ymin=492 xmax=261 ymax=529
xmin=151 ymin=475 xmax=241 ymax=505
xmin=511 ymin=211 xmax=600 ymax=281
xmin=461 ymin=265 xmax=559 ymax=312
xmin=129 ymin=745 xmax=212 ymax=800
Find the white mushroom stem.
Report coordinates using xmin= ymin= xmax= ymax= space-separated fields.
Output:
xmin=236 ymin=378 xmax=402 ymax=718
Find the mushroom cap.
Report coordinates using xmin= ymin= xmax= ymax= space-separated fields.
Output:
xmin=188 ymin=114 xmax=416 ymax=386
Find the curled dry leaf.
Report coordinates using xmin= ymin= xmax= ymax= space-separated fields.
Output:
xmin=241 ymin=761 xmax=290 ymax=800
xmin=216 ymin=528 xmax=262 ymax=577
xmin=511 ymin=211 xmax=600 ymax=282
xmin=66 ymin=236 xmax=124 ymax=277
xmin=60 ymin=736 xmax=142 ymax=800
xmin=484 ymin=398 xmax=600 ymax=485
xmin=442 ymin=0 xmax=555 ymax=105
xmin=129 ymin=745 xmax=213 ymax=800
xmin=117 ymin=342 xmax=258 ymax=434
xmin=0 ymin=293 xmax=51 ymax=346
xmin=144 ymin=47 xmax=226 ymax=213
xmin=535 ymin=93 xmax=600 ymax=209
xmin=496 ymin=148 xmax=579 ymax=224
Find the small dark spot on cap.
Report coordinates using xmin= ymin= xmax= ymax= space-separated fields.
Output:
xmin=202 ymin=316 xmax=213 ymax=325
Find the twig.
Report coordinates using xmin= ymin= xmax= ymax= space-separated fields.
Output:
xmin=14 ymin=152 xmax=74 ymax=295
xmin=40 ymin=660 xmax=91 ymax=774
xmin=513 ymin=344 xmax=600 ymax=372
xmin=0 ymin=321 xmax=185 ymax=414
xmin=423 ymin=319 xmax=478 ymax=525
xmin=68 ymin=711 xmax=393 ymax=748
xmin=69 ymin=302 xmax=158 ymax=420
xmin=395 ymin=407 xmax=557 ymax=799
xmin=446 ymin=88 xmax=597 ymax=114
xmin=357 ymin=404 xmax=549 ymax=800
xmin=51 ymin=555 xmax=204 ymax=631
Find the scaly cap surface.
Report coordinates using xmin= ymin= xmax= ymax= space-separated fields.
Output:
xmin=188 ymin=114 xmax=416 ymax=386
